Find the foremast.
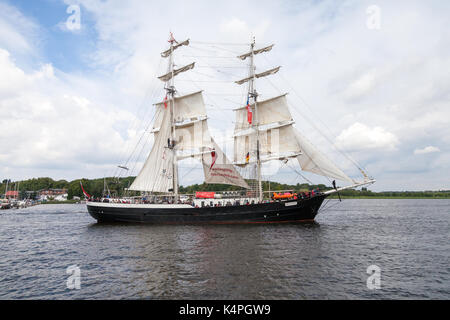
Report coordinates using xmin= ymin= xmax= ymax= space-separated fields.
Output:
xmin=167 ymin=35 xmax=178 ymax=199
xmin=157 ymin=33 xmax=193 ymax=200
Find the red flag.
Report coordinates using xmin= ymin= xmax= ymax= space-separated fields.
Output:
xmin=168 ymin=32 xmax=177 ymax=44
xmin=163 ymin=95 xmax=168 ymax=108
xmin=210 ymin=149 xmax=217 ymax=170
xmin=80 ymin=182 xmax=91 ymax=199
xmin=246 ymin=96 xmax=252 ymax=124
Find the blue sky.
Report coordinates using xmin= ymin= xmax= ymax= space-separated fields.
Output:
xmin=3 ymin=0 xmax=97 ymax=72
xmin=0 ymin=0 xmax=449 ymax=191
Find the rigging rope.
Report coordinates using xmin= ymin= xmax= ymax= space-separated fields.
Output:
xmin=260 ymin=54 xmax=371 ymax=179
xmin=111 ymin=57 xmax=164 ymax=179
xmin=190 ymin=40 xmax=250 ymax=46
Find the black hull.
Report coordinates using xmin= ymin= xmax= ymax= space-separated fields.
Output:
xmin=86 ymin=194 xmax=328 ymax=224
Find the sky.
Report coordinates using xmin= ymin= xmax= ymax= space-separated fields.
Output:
xmin=0 ymin=0 xmax=449 ymax=191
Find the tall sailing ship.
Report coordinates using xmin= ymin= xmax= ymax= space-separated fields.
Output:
xmin=86 ymin=34 xmax=375 ymax=224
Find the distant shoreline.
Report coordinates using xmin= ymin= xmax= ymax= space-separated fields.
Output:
xmin=328 ymin=196 xmax=450 ymax=199
xmin=39 ymin=200 xmax=80 ymax=205
xmin=2 ymin=177 xmax=449 ymax=200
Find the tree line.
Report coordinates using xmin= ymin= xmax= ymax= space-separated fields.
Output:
xmin=1 ymin=177 xmax=449 ymax=199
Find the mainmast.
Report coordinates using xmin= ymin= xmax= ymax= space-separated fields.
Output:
xmin=234 ymin=39 xmax=362 ymax=194
xmin=235 ymin=39 xmax=279 ymax=202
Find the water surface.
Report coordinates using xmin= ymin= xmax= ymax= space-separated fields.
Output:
xmin=0 ymin=199 xmax=448 ymax=299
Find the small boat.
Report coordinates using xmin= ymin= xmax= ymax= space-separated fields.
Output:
xmin=1 ymin=199 xmax=11 ymax=210
xmin=1 ymin=180 xmax=12 ymax=210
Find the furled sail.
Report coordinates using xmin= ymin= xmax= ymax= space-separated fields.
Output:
xmin=235 ymin=66 xmax=281 ymax=85
xmin=202 ymin=140 xmax=250 ymax=189
xmin=238 ymin=44 xmax=274 ymax=60
xmin=161 ymin=39 xmax=189 ymax=58
xmin=129 ymin=107 xmax=174 ymax=192
xmin=158 ymin=62 xmax=195 ymax=82
xmin=294 ymin=130 xmax=354 ymax=183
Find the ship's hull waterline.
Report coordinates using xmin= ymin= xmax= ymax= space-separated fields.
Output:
xmin=86 ymin=194 xmax=328 ymax=224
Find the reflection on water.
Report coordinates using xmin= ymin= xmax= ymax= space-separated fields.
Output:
xmin=0 ymin=200 xmax=449 ymax=299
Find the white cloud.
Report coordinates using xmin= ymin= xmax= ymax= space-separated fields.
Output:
xmin=0 ymin=48 xmax=137 ymax=180
xmin=0 ymin=2 xmax=40 ymax=54
xmin=335 ymin=122 xmax=399 ymax=152
xmin=1 ymin=0 xmax=450 ymax=191
xmin=342 ymin=69 xmax=378 ymax=101
xmin=414 ymin=146 xmax=440 ymax=155
xmin=219 ymin=17 xmax=271 ymax=43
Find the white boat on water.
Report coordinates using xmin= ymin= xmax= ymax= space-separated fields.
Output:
xmin=1 ymin=199 xmax=11 ymax=210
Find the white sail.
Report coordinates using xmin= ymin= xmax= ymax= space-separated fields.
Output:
xmin=234 ymin=125 xmax=301 ymax=164
xmin=234 ymin=94 xmax=291 ymax=131
xmin=134 ymin=88 xmax=247 ymax=191
xmin=129 ymin=107 xmax=174 ymax=192
xmin=128 ymin=36 xmax=361 ymax=197
xmin=233 ymin=94 xmax=299 ymax=164
xmin=151 ymin=104 xmax=165 ymax=133
xmin=202 ymin=140 xmax=250 ymax=189
xmin=232 ymin=92 xmax=353 ymax=182
xmin=234 ymin=134 xmax=254 ymax=164
xmin=259 ymin=125 xmax=300 ymax=155
xmin=154 ymin=91 xmax=207 ymax=123
xmin=294 ymin=129 xmax=354 ymax=183
xmin=155 ymin=91 xmax=213 ymax=151
xmin=175 ymin=120 xmax=213 ymax=151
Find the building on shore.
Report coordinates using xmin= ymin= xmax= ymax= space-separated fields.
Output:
xmin=6 ymin=191 xmax=19 ymax=199
xmin=39 ymin=189 xmax=68 ymax=201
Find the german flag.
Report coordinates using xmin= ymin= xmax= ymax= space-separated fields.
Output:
xmin=245 ymin=152 xmax=250 ymax=163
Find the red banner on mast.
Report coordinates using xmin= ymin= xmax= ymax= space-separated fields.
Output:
xmin=246 ymin=96 xmax=252 ymax=124
xmin=80 ymin=182 xmax=91 ymax=199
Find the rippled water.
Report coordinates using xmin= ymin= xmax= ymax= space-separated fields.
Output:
xmin=0 ymin=199 xmax=448 ymax=299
